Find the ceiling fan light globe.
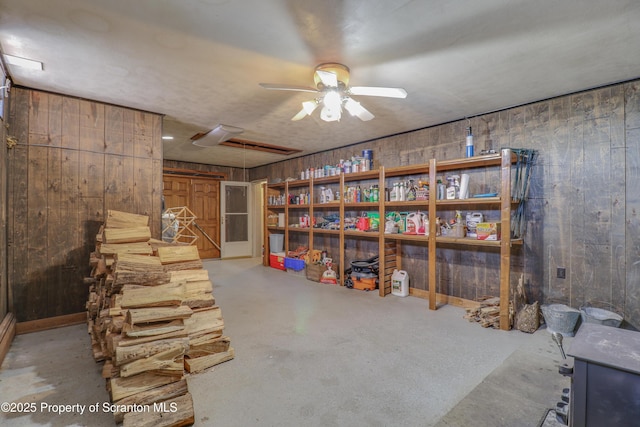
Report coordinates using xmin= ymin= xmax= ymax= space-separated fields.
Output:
xmin=320 ymin=105 xmax=341 ymax=122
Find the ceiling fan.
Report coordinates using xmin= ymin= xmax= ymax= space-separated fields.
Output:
xmin=259 ymin=63 xmax=407 ymax=122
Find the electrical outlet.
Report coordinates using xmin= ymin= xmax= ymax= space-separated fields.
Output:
xmin=557 ymin=267 xmax=566 ymax=279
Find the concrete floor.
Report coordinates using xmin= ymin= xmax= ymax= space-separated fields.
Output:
xmin=0 ymin=257 xmax=569 ymax=426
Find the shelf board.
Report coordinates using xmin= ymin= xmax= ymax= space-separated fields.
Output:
xmin=313 ymin=175 xmax=340 ymax=185
xmin=267 ymin=182 xmax=286 ymax=189
xmin=287 ymin=179 xmax=311 ymax=188
xmin=267 ymin=205 xmax=286 ymax=209
xmin=436 ymin=152 xmax=517 ymax=172
xmin=384 ymin=164 xmax=429 ymax=177
xmin=312 ymin=229 xmax=340 ymax=235
xmin=434 ymin=197 xmax=522 ymax=207
xmin=383 ymin=233 xmax=429 ymax=242
xmin=267 ymin=226 xmax=285 ymax=231
xmin=436 ymin=197 xmax=501 ymax=206
xmin=288 ymin=204 xmax=310 ymax=209
xmin=287 ymin=227 xmax=311 ymax=233
xmin=313 ymin=202 xmax=340 ymax=209
xmin=385 ymin=200 xmax=429 ymax=208
xmin=343 ymin=230 xmax=380 ymax=238
xmin=342 ymin=170 xmax=380 ymax=182
xmin=436 ymin=236 xmax=523 ymax=247
xmin=344 ymin=202 xmax=379 ymax=208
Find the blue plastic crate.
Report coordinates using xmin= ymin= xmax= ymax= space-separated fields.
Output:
xmin=284 ymin=257 xmax=305 ymax=271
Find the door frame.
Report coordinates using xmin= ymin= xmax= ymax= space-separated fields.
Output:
xmin=220 ymin=181 xmax=252 ymax=259
xmin=251 ymin=179 xmax=267 ymax=258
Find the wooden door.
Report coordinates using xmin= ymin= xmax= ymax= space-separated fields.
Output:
xmin=163 ymin=176 xmax=190 ymax=211
xmin=163 ymin=175 xmax=221 ymax=259
xmin=191 ymin=178 xmax=220 ymax=259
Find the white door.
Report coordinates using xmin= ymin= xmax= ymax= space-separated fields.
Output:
xmin=221 ymin=181 xmax=252 ymax=258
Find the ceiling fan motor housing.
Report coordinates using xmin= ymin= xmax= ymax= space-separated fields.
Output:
xmin=314 ymin=63 xmax=350 ymax=90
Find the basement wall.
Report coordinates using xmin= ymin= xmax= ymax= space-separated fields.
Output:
xmin=251 ymin=79 xmax=640 ymax=330
xmin=6 ymin=87 xmax=163 ymax=322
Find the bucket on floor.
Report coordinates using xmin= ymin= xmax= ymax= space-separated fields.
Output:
xmin=541 ymin=304 xmax=581 ymax=337
xmin=391 ymin=269 xmax=409 ymax=297
xmin=580 ymin=306 xmax=623 ymax=328
xmin=269 ymin=233 xmax=284 ymax=253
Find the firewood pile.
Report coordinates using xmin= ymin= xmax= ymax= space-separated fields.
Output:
xmin=463 ymin=296 xmax=513 ymax=329
xmin=86 ymin=209 xmax=234 ymax=426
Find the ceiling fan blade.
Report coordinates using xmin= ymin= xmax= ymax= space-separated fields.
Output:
xmin=291 ymin=100 xmax=318 ymax=121
xmin=349 ymin=86 xmax=407 ymax=98
xmin=259 ymin=83 xmax=319 ymax=93
xmin=344 ymin=97 xmax=375 ymax=121
xmin=315 ymin=69 xmax=338 ymax=88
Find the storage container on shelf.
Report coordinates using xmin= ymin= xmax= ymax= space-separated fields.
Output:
xmin=269 ymin=233 xmax=284 ymax=253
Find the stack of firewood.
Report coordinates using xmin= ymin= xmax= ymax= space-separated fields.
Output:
xmin=86 ymin=209 xmax=234 ymax=426
xmin=463 ymin=297 xmax=504 ymax=329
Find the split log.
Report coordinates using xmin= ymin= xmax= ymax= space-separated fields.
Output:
xmin=122 ymin=319 xmax=186 ymax=338
xmin=121 ymin=283 xmax=185 ymax=309
xmin=162 ymin=260 xmax=204 ymax=272
xmin=126 ymin=306 xmax=193 ymax=326
xmin=157 ymin=246 xmax=200 ymax=265
xmin=184 ymin=348 xmax=235 ymax=373
xmin=105 ymin=209 xmax=149 ymax=229
xmin=114 ymin=330 xmax=189 ymax=349
xmin=182 ymin=280 xmax=214 ymax=308
xmin=99 ymin=242 xmax=153 ymax=256
xmin=184 ymin=307 xmax=223 ymax=338
xmin=115 ymin=338 xmax=189 ymax=366
xmin=119 ymin=346 xmax=186 ymax=378
xmin=113 ymin=271 xmax=172 ymax=288
xmin=122 ymin=392 xmax=194 ymax=427
xmin=115 ymin=253 xmax=163 ymax=270
xmin=102 ymin=360 xmax=120 ymax=379
xmin=109 ymin=372 xmax=181 ymax=402
xmin=169 ymin=269 xmax=210 ymax=283
xmin=103 ymin=226 xmax=151 ymax=244
xmin=113 ymin=379 xmax=189 ymax=424
xmin=187 ymin=335 xmax=229 ymax=358
xmin=464 ymin=296 xmax=505 ymax=329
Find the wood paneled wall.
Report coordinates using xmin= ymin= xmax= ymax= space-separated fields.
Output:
xmin=7 ymin=88 xmax=163 ymax=322
xmin=163 ymin=159 xmax=246 ymax=181
xmin=0 ymin=82 xmax=7 ymax=320
xmin=251 ymin=79 xmax=640 ymax=329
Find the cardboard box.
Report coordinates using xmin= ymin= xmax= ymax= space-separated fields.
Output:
xmin=306 ymin=262 xmax=340 ymax=282
xmin=476 ymin=222 xmax=501 ymax=241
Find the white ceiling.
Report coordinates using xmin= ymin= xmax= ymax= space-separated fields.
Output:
xmin=1 ymin=0 xmax=639 ymax=168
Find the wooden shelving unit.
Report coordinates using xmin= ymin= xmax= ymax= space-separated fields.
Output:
xmin=263 ymin=149 xmax=527 ymax=330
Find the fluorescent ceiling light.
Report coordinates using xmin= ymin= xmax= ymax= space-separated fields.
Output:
xmin=3 ymin=54 xmax=43 ymax=71
xmin=192 ymin=124 xmax=244 ymax=147
xmin=162 ymin=136 xmax=174 ymax=140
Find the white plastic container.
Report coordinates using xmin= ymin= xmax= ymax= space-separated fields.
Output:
xmin=391 ymin=269 xmax=409 ymax=297
xmin=269 ymin=234 xmax=284 ymax=253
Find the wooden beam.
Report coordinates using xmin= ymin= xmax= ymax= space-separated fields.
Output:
xmin=0 ymin=313 xmax=17 ymax=366
xmin=16 ymin=312 xmax=86 ymax=335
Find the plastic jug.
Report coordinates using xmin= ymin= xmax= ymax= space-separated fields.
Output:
xmin=391 ymin=269 xmax=409 ymax=297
